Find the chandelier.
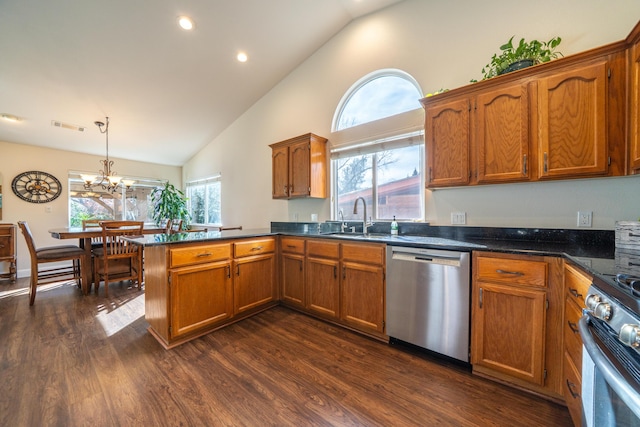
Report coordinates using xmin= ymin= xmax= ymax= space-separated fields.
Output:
xmin=81 ymin=117 xmax=135 ymax=193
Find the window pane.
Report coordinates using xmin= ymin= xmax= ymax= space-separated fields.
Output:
xmin=206 ymin=181 xmax=221 ymax=224
xmin=336 ymin=155 xmax=374 ymax=221
xmin=337 ymin=75 xmax=421 ymax=130
xmin=188 ymin=185 xmax=206 ymax=224
xmin=376 ymin=145 xmax=422 ymax=220
xmin=186 ymin=177 xmax=221 ymax=225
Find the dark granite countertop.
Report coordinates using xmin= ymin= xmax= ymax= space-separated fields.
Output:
xmin=126 ymin=221 xmax=620 ymax=287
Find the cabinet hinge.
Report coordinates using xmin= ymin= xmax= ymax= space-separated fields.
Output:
xmin=608 ymin=68 xmax=611 ymax=79
xmin=608 ymin=156 xmax=612 ymax=166
xmin=169 ymin=326 xmax=172 ymax=334
xmin=546 ymin=299 xmax=549 ymax=310
xmin=168 ymin=276 xmax=171 ymax=286
xmin=382 ymin=320 xmax=386 ymax=329
xmin=544 ymin=369 xmax=547 ymax=380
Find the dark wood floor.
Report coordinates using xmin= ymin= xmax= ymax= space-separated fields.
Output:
xmin=0 ymin=277 xmax=573 ymax=427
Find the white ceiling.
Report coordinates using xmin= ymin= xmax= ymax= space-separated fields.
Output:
xmin=0 ymin=0 xmax=403 ymax=166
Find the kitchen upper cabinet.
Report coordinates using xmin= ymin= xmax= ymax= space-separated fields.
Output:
xmin=270 ymin=133 xmax=328 ymax=199
xmin=537 ymin=60 xmax=608 ymax=179
xmin=421 ymin=41 xmax=628 ymax=188
xmin=476 ymin=83 xmax=531 ymax=183
xmin=424 ymin=98 xmax=470 ymax=187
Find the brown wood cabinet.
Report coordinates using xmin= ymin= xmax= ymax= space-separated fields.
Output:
xmin=471 ymin=251 xmax=564 ymax=401
xmin=421 ymin=41 xmax=627 ymax=188
xmin=629 ymin=21 xmax=640 ymax=172
xmin=537 ymin=60 xmax=608 ymax=179
xmin=563 ymin=262 xmax=592 ymax=427
xmin=269 ymin=133 xmax=328 ymax=199
xmin=279 ymin=237 xmax=386 ymax=339
xmin=280 ymin=237 xmax=306 ymax=309
xmin=0 ymin=223 xmax=16 ymax=282
xmin=233 ymin=238 xmax=277 ymax=314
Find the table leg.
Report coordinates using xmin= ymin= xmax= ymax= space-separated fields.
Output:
xmin=79 ymin=237 xmax=92 ymax=295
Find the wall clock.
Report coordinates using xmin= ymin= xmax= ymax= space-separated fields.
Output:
xmin=11 ymin=171 xmax=62 ymax=203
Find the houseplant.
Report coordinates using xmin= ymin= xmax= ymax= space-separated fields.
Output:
xmin=480 ymin=35 xmax=563 ymax=80
xmin=150 ymin=181 xmax=191 ymax=228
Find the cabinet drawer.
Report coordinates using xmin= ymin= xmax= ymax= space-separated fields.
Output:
xmin=307 ymin=239 xmax=340 ymax=259
xmin=0 ymin=236 xmax=12 ymax=257
xmin=341 ymin=242 xmax=385 ymax=265
xmin=280 ymin=237 xmax=305 ymax=254
xmin=563 ymin=351 xmax=583 ymax=427
xmin=565 ymin=263 xmax=591 ymax=308
xmin=564 ymin=297 xmax=584 ymax=372
xmin=170 ymin=243 xmax=231 ymax=268
xmin=234 ymin=238 xmax=275 ymax=258
xmin=476 ymin=256 xmax=547 ymax=287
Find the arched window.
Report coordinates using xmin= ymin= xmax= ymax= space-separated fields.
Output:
xmin=331 ymin=69 xmax=425 ymax=222
xmin=333 ymin=69 xmax=422 ymax=131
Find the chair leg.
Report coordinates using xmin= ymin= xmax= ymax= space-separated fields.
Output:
xmin=29 ymin=272 xmax=37 ymax=306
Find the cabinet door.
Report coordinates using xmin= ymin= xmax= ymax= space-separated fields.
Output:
xmin=288 ymin=140 xmax=311 ymax=198
xmin=471 ymin=282 xmax=546 ymax=385
xmin=281 ymin=252 xmax=305 ymax=308
xmin=306 ymin=256 xmax=340 ymax=319
xmin=234 ymin=253 xmax=276 ymax=314
xmin=341 ymin=261 xmax=384 ymax=334
xmin=476 ymin=83 xmax=531 ymax=183
xmin=630 ymin=41 xmax=640 ymax=171
xmin=425 ymin=98 xmax=470 ymax=187
xmin=272 ymin=145 xmax=289 ymax=199
xmin=169 ymin=260 xmax=233 ymax=338
xmin=538 ymin=61 xmax=608 ymax=178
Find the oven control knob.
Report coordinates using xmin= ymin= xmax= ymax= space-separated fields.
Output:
xmin=585 ymin=294 xmax=602 ymax=311
xmin=619 ymin=324 xmax=640 ymax=348
xmin=593 ymin=302 xmax=612 ymax=321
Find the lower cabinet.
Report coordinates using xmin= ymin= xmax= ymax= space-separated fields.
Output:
xmin=144 ymin=237 xmax=276 ymax=349
xmin=471 ymin=251 xmax=564 ymax=401
xmin=169 ymin=260 xmax=233 ymax=338
xmin=279 ymin=237 xmax=386 ymax=339
xmin=280 ymin=237 xmax=306 ymax=309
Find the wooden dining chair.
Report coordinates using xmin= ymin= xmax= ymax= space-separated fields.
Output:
xmin=92 ymin=221 xmax=144 ymax=297
xmin=18 ymin=221 xmax=87 ymax=306
xmin=167 ymin=219 xmax=184 ymax=234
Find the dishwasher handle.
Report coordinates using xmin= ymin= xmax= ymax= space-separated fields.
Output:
xmin=391 ymin=251 xmax=462 ymax=267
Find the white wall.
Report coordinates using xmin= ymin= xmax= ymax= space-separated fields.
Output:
xmin=0 ymin=140 xmax=181 ymax=277
xmin=184 ymin=0 xmax=640 ymax=230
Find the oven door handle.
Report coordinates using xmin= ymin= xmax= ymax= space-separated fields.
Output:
xmin=578 ymin=316 xmax=640 ymax=420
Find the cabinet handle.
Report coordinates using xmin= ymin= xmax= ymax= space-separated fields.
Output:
xmin=250 ymin=246 xmax=263 ymax=251
xmin=196 ymin=252 xmax=212 ymax=257
xmin=334 ymin=265 xmax=337 ymax=279
xmin=479 ymin=287 xmax=483 ymax=308
xmin=569 ymin=288 xmax=582 ymax=298
xmin=287 ymin=245 xmax=296 ymax=248
xmin=236 ymin=265 xmax=240 ymax=276
xmin=0 ymin=244 xmax=4 ymax=248
xmin=299 ymin=260 xmax=303 ymax=272
xmin=496 ymin=269 xmax=524 ymax=276
xmin=226 ymin=265 xmax=231 ymax=278
xmin=566 ymin=379 xmax=580 ymax=399
xmin=523 ymin=154 xmax=527 ymax=175
xmin=342 ymin=266 xmax=346 ymax=280
xmin=568 ymin=321 xmax=579 ymax=334
xmin=283 ymin=185 xmax=288 ymax=196
xmin=543 ymin=152 xmax=548 ymax=173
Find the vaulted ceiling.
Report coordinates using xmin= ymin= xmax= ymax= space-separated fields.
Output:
xmin=0 ymin=0 xmax=403 ymax=166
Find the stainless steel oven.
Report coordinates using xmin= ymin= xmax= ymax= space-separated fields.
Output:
xmin=579 ymin=276 xmax=640 ymax=426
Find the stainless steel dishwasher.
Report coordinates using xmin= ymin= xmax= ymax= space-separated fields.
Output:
xmin=386 ymin=245 xmax=471 ymax=362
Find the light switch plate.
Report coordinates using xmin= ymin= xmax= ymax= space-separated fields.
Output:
xmin=577 ymin=211 xmax=592 ymax=227
xmin=451 ymin=212 xmax=466 ymax=225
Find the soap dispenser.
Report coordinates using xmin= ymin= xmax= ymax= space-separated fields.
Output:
xmin=391 ymin=216 xmax=398 ymax=235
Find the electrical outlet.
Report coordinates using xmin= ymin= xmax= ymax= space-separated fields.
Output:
xmin=451 ymin=212 xmax=466 ymax=225
xmin=577 ymin=211 xmax=592 ymax=227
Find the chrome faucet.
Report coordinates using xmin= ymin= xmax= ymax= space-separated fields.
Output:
xmin=338 ymin=209 xmax=347 ymax=233
xmin=353 ymin=197 xmax=370 ymax=235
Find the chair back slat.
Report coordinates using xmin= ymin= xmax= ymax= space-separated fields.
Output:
xmin=100 ymin=221 xmax=143 ymax=256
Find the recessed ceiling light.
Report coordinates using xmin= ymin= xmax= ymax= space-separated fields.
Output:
xmin=237 ymin=52 xmax=248 ymax=63
xmin=178 ymin=16 xmax=194 ymax=30
xmin=1 ymin=113 xmax=21 ymax=122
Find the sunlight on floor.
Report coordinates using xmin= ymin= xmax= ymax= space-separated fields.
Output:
xmin=0 ymin=280 xmax=73 ymax=300
xmin=96 ymin=292 xmax=145 ymax=337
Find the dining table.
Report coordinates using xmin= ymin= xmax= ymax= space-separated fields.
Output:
xmin=48 ymin=224 xmax=166 ymax=294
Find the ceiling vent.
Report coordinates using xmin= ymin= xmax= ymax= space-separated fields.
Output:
xmin=51 ymin=120 xmax=86 ymax=132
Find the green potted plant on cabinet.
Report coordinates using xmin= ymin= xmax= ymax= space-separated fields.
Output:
xmin=150 ymin=181 xmax=191 ymax=229
xmin=480 ymin=35 xmax=563 ymax=80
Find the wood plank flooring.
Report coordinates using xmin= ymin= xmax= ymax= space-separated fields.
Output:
xmin=0 ymin=278 xmax=573 ymax=426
